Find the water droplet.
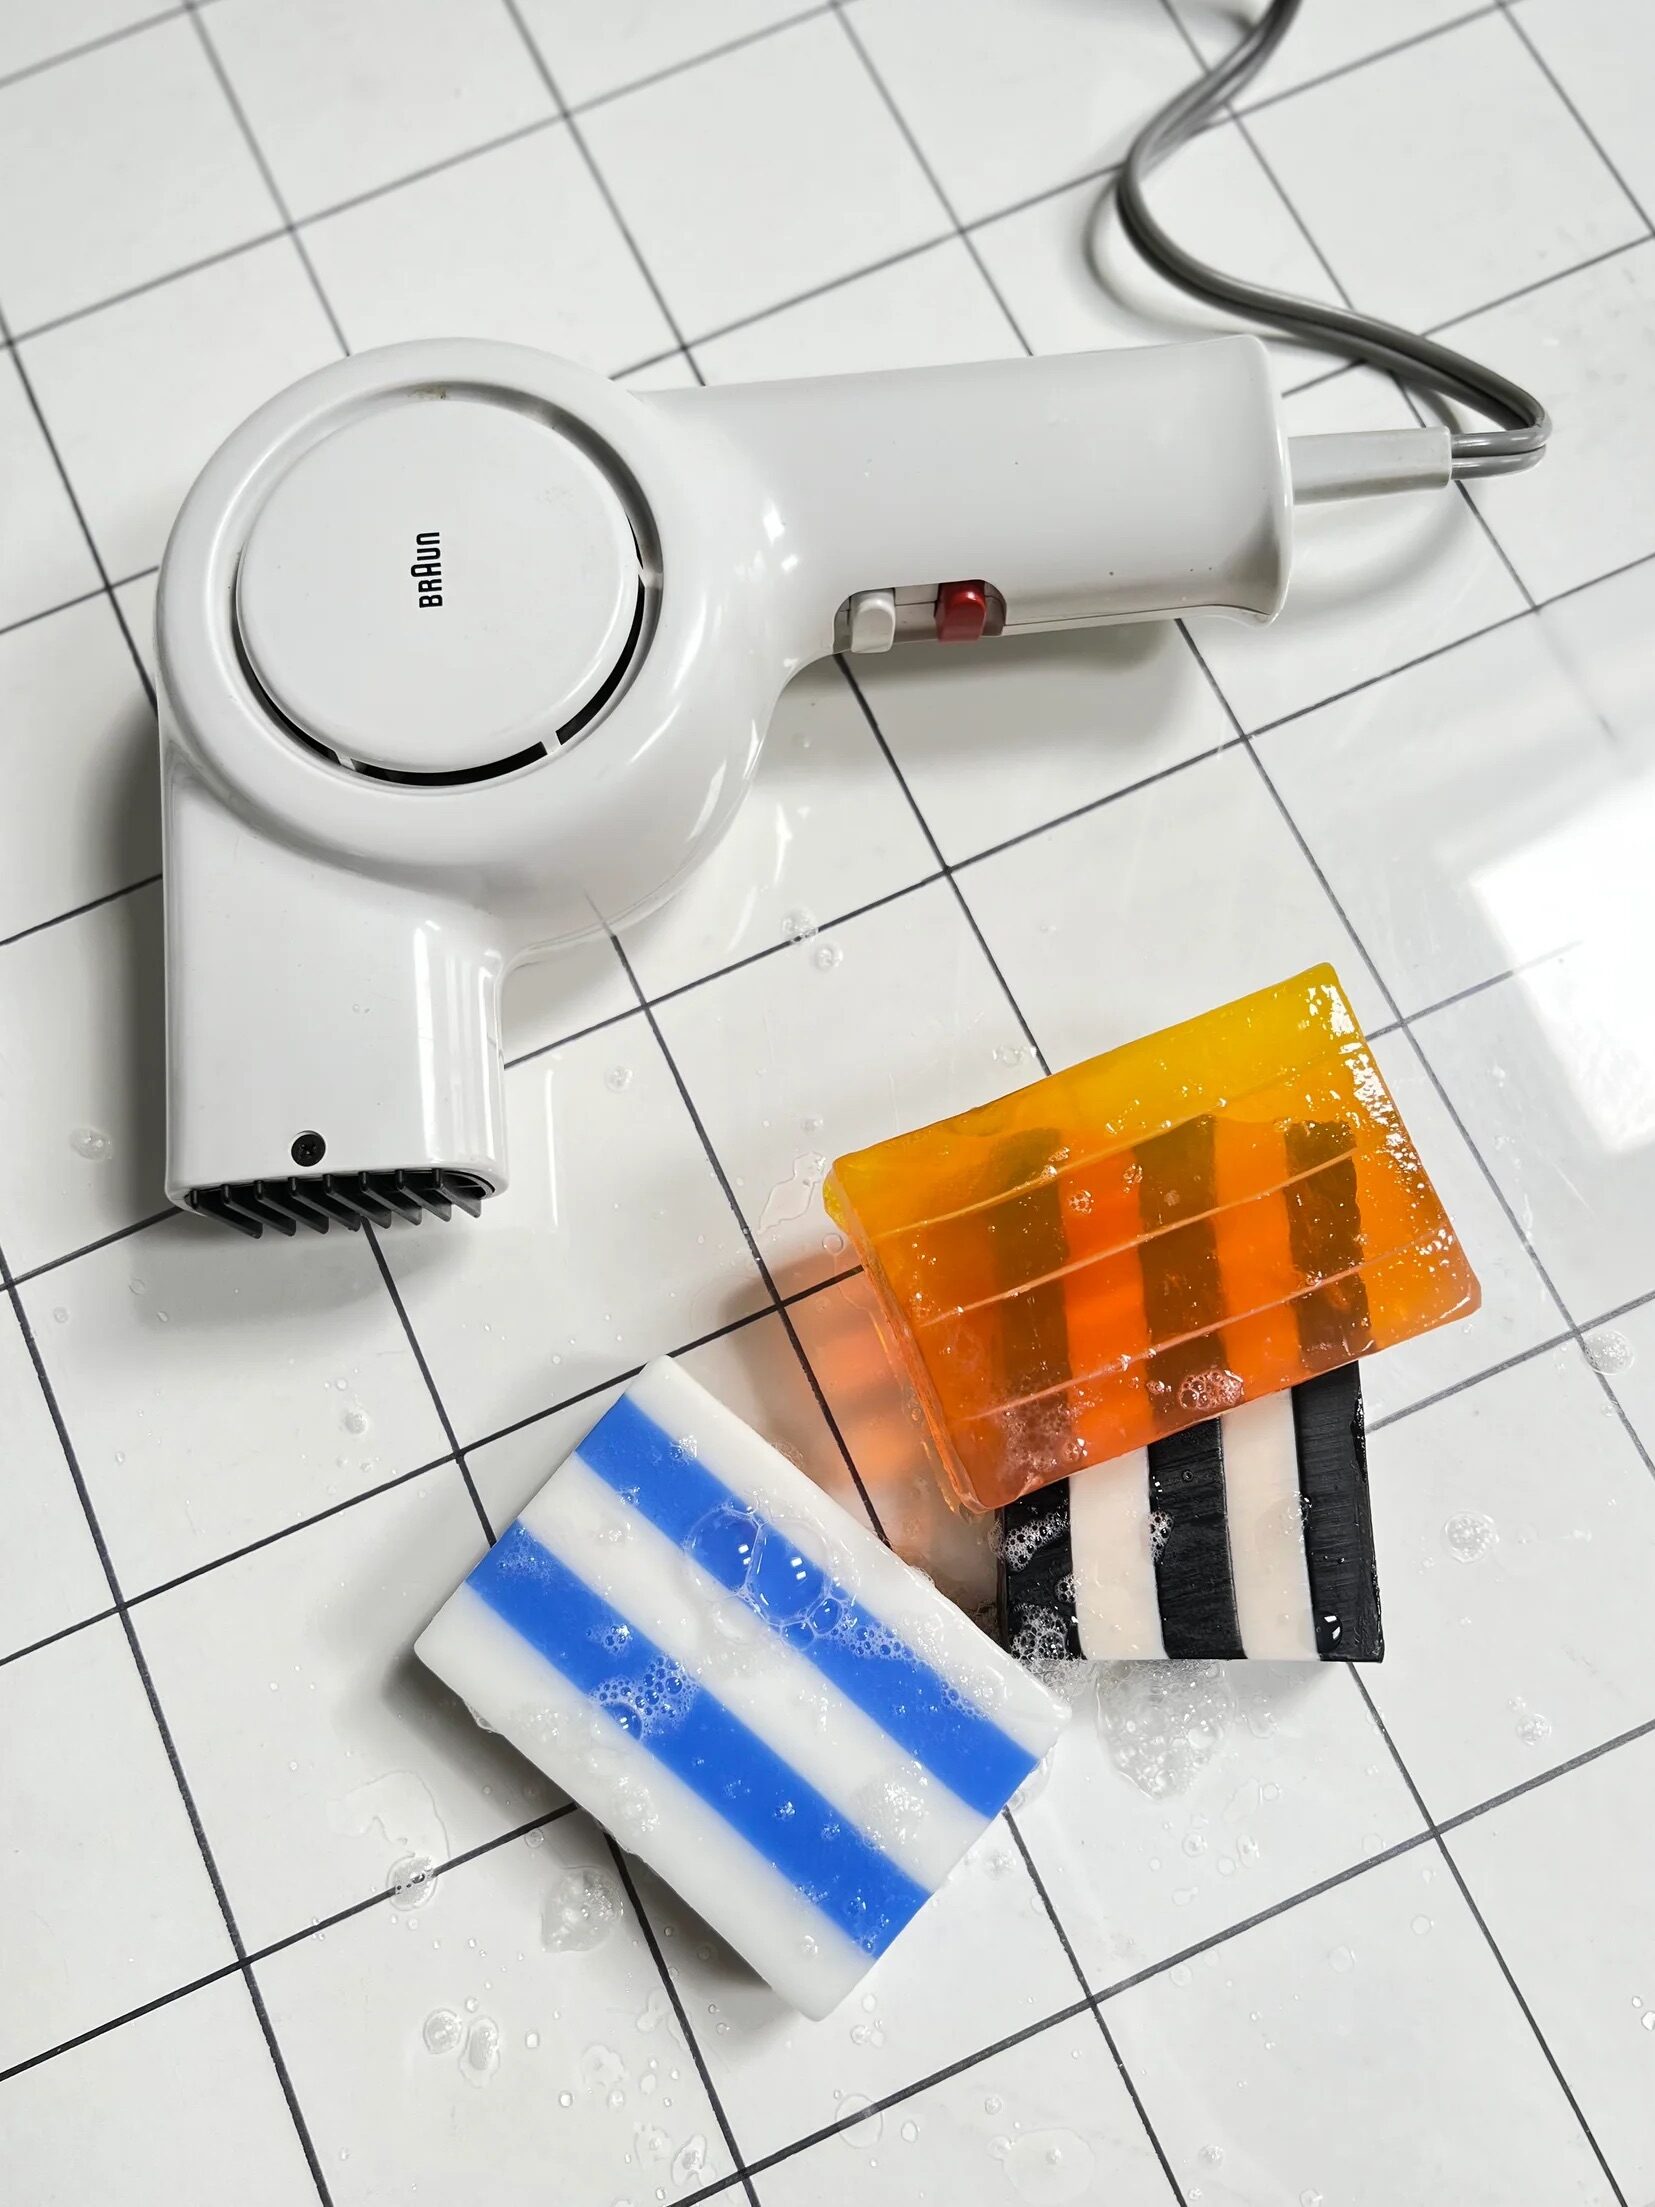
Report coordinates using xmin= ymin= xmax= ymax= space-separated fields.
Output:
xmin=1586 ymin=1328 xmax=1634 ymax=1374
xmin=998 ymin=2127 xmax=1095 ymax=2202
xmin=52 ymin=1307 xmax=69 ymax=1325
xmin=525 ymin=2031 xmax=540 ymax=2050
xmin=129 ymin=1278 xmax=146 ymax=1296
xmin=1177 ymin=1367 xmax=1244 ymax=1416
xmin=422 ymin=2008 xmax=463 ymax=2056
xmin=558 ymin=2091 xmax=574 ymax=2109
xmin=1443 ymin=1511 xmax=1498 ymax=1563
xmin=342 ymin=1406 xmax=371 ymax=1437
xmin=1329 ymin=1945 xmax=1355 ymax=1973
xmin=900 ymin=2119 xmax=919 ymax=2143
xmin=542 ymin=1866 xmax=621 ymax=1953
xmin=1182 ymin=1830 xmax=1207 ymax=1857
xmin=813 ymin=941 xmax=842 ymax=972
xmin=1516 ymin=1711 xmax=1552 ymax=1747
xmin=670 ymin=2136 xmax=707 ymax=2185
xmin=461 ymin=2016 xmax=500 ymax=2085
xmin=994 ymin=1042 xmax=1027 ymax=1067
xmin=1642 ymin=2012 xmax=1655 ymax=2033
xmin=1169 ymin=1964 xmax=1192 ymax=1988
xmin=984 ymin=2095 xmax=1004 ymax=2115
xmin=70 ymin=1127 xmax=112 ymax=1162
xmin=1412 ymin=1915 xmax=1433 ymax=1936
xmin=1200 ymin=2145 xmax=1224 ymax=2165
xmin=386 ymin=1852 xmax=439 ymax=1909
xmin=606 ymin=1065 xmax=633 ymax=1092
xmin=781 ymin=909 xmax=817 ymax=943
xmin=1301 ymin=2192 xmax=1325 ymax=2207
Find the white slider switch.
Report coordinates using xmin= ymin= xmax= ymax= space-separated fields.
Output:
xmin=846 ymin=587 xmax=897 ymax=653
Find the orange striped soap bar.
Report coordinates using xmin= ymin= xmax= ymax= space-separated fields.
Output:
xmin=824 ymin=967 xmax=1479 ymax=1514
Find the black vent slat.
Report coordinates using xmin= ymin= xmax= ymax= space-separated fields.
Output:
xmin=185 ymin=1168 xmax=494 ymax=1238
xmin=189 ymin=1187 xmax=262 ymax=1239
xmin=438 ymin=1171 xmax=485 ymax=1217
xmin=401 ymin=1171 xmax=452 ymax=1220
xmin=256 ymin=1180 xmax=330 ymax=1232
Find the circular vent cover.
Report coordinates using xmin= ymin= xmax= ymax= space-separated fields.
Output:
xmin=235 ymin=393 xmax=642 ymax=778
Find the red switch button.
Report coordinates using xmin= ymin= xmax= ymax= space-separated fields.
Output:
xmin=934 ymin=578 xmax=988 ymax=643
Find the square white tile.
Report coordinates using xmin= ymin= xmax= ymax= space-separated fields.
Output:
xmin=23 ymin=1211 xmax=451 ymax=1596
xmin=380 ymin=1019 xmax=765 ymax=1450
xmin=0 ymin=884 xmax=166 ymax=1278
xmin=1106 ymin=1844 xmax=1617 ymax=2207
xmin=20 ymin=239 xmax=340 ymax=580
xmin=755 ymin=2008 xmax=1171 ymax=2206
xmin=0 ymin=15 xmax=278 ymax=332
xmin=131 ymin=1465 xmax=558 ymax=1953
xmin=1168 ymin=0 xmax=1479 ymax=111
xmin=0 ymin=0 xmax=170 ymax=83
xmin=514 ymin=0 xmax=807 ymax=107
xmin=255 ymin=1810 xmax=738 ymax=2202
xmin=620 ymin=658 xmax=936 ymax=1001
xmin=1359 ymin=1032 xmax=1564 ymax=1425
xmin=958 ymin=739 xmax=1389 ymax=1069
xmin=1416 ymin=959 xmax=1655 ymax=1322
xmin=1016 ymin=1663 xmax=1422 ymax=1991
xmin=0 ymin=1297 xmax=107 ymax=1662
xmin=1255 ymin=613 xmax=1619 ymax=1017
xmin=0 ymin=1617 xmax=232 ymax=2070
xmin=580 ymin=13 xmax=945 ymax=338
xmin=1452 ymin=1728 xmax=1655 ymax=2204
xmin=695 ymin=236 xmax=1018 ymax=384
xmin=0 ymin=1975 xmax=318 ymax=2207
xmin=638 ymin=1831 xmax=1080 ymax=2162
xmin=203 ymin=0 xmax=552 ymax=221
xmin=302 ymin=124 xmax=675 ymax=371
xmin=0 ymin=595 xmax=155 ymax=945
xmin=1463 ymin=241 xmax=1655 ymax=604
xmin=1364 ymin=1345 xmax=1655 ymax=1819
xmin=1186 ymin=370 xmax=1527 ymax=734
xmin=845 ymin=0 xmax=1193 ymax=225
xmin=853 ymin=617 xmax=1234 ymax=867
xmin=1247 ymin=12 xmax=1643 ymax=332
xmin=0 ymin=350 xmax=99 ymax=633
xmin=1518 ymin=0 xmax=1655 ymax=228
xmin=655 ymin=878 xmax=1032 ymax=1294
xmin=972 ymin=121 xmax=1343 ymax=389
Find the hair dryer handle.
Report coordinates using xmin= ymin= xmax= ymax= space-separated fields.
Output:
xmin=651 ymin=334 xmax=1292 ymax=666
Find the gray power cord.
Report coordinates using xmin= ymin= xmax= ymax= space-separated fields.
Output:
xmin=1115 ymin=0 xmax=1550 ymax=478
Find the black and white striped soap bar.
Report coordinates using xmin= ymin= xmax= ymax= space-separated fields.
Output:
xmin=997 ymin=1364 xmax=1381 ymax=1663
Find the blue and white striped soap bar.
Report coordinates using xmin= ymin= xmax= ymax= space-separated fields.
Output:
xmin=416 ymin=1358 xmax=1066 ymax=2018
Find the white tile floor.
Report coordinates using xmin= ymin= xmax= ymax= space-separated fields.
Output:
xmin=2 ymin=4 xmax=1653 ymax=2203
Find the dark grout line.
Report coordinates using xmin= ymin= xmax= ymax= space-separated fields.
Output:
xmin=184 ymin=8 xmax=350 ymax=358
xmin=11 ymin=228 xmax=288 ymax=349
xmin=1579 ymin=1284 xmax=1655 ymax=1337
xmin=499 ymin=0 xmax=704 ymax=383
xmin=299 ymin=113 xmax=564 ymax=232
xmin=0 ymin=1600 xmax=121 ymax=1674
xmin=955 ymin=733 xmax=1249 ymax=870
xmin=1365 ymin=1328 xmax=1576 ymax=1435
xmin=828 ymin=1 xmax=1035 ymax=355
xmin=609 ymin=931 xmax=891 ymax=1542
xmin=0 ymin=1236 xmax=334 ymax=2205
xmin=571 ymin=3 xmax=834 ymax=117
xmin=0 ymin=579 xmax=110 ymax=643
xmin=0 ymin=1960 xmax=245 ymax=2086
xmin=0 ymin=872 xmax=161 ymax=955
xmin=248 ymin=1803 xmax=579 ymax=1968
xmin=503 ymin=1000 xmax=639 ymax=1070
xmin=1494 ymin=0 xmax=1654 ymax=236
xmin=363 ymin=1225 xmax=495 ymax=1546
xmin=1349 ymin=1676 xmax=1630 ymax=2206
xmin=645 ymin=868 xmax=946 ymax=1011
xmin=12 ymin=1207 xmax=177 ymax=1288
xmin=1005 ymin=1811 xmax=1189 ymax=2205
xmin=0 ymin=4 xmax=186 ymax=97
xmin=601 ymin=1844 xmax=762 ymax=2207
xmin=0 ymin=302 xmax=155 ymax=709
xmin=734 ymin=1996 xmax=1097 ymax=2183
xmin=1441 ymin=1711 xmax=1655 ymax=1836
xmin=1231 ymin=4 xmax=1501 ymax=123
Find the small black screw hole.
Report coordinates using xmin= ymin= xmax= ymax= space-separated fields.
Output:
xmin=291 ymin=1131 xmax=326 ymax=1168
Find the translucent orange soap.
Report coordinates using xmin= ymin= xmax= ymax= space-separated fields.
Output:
xmin=824 ymin=967 xmax=1479 ymax=1515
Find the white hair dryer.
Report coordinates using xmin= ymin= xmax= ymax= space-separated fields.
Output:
xmin=155 ymin=334 xmax=1446 ymax=1235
